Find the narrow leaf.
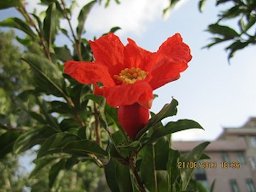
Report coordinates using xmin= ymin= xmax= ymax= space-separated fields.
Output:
xmin=43 ymin=2 xmax=58 ymax=47
xmin=137 ymin=99 xmax=178 ymax=139
xmin=149 ymin=119 xmax=203 ymax=143
xmin=76 ymin=1 xmax=96 ymax=38
xmin=54 ymin=46 xmax=72 ymax=62
xmin=22 ymin=54 xmax=66 ymax=98
xmin=140 ymin=144 xmax=157 ymax=192
xmin=0 ymin=0 xmax=20 ymax=10
xmin=104 ymin=159 xmax=120 ymax=192
xmin=14 ymin=127 xmax=57 ymax=153
xmin=30 ymin=156 xmax=58 ymax=178
xmin=49 ymin=159 xmax=66 ymax=188
xmin=0 ymin=131 xmax=19 ymax=159
xmin=37 ymin=132 xmax=80 ymax=158
xmin=207 ymin=23 xmax=239 ymax=39
xmin=0 ymin=17 xmax=36 ymax=38
xmin=198 ymin=0 xmax=207 ymax=12
xmin=167 ymin=149 xmax=181 ymax=191
xmin=63 ymin=140 xmax=108 ymax=157
xmin=181 ymin=142 xmax=210 ymax=191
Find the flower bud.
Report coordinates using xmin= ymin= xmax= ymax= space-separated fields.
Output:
xmin=118 ymin=103 xmax=149 ymax=139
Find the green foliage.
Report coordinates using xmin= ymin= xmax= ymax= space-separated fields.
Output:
xmin=164 ymin=0 xmax=256 ymax=61
xmin=163 ymin=0 xmax=180 ymax=15
xmin=201 ymin=0 xmax=256 ymax=60
xmin=0 ymin=17 xmax=36 ymax=38
xmin=77 ymin=1 xmax=96 ymax=39
xmin=43 ymin=2 xmax=59 ymax=49
xmin=0 ymin=0 xmax=21 ymax=10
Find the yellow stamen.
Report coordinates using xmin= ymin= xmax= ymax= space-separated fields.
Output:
xmin=114 ymin=67 xmax=147 ymax=84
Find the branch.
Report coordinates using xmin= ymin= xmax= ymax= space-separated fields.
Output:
xmin=129 ymin=154 xmax=147 ymax=192
xmin=59 ymin=0 xmax=83 ymax=61
xmin=17 ymin=1 xmax=52 ymax=61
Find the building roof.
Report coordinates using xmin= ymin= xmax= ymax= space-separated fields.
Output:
xmin=218 ymin=117 xmax=256 ymax=138
xmin=172 ymin=138 xmax=247 ymax=152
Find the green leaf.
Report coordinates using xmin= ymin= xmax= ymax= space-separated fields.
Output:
xmin=36 ymin=130 xmax=108 ymax=159
xmin=0 ymin=17 xmax=36 ymax=38
xmin=104 ymin=159 xmax=120 ymax=192
xmin=54 ymin=46 xmax=72 ymax=62
xmin=63 ymin=140 xmax=108 ymax=157
xmin=181 ymin=142 xmax=210 ymax=191
xmin=0 ymin=131 xmax=19 ymax=159
xmin=43 ymin=2 xmax=58 ymax=47
xmin=220 ymin=5 xmax=241 ymax=19
xmin=156 ymin=171 xmax=169 ymax=191
xmin=31 ymin=13 xmax=43 ymax=32
xmin=14 ymin=127 xmax=57 ymax=153
xmin=28 ymin=111 xmax=46 ymax=124
xmin=103 ymin=26 xmax=121 ymax=35
xmin=60 ymin=118 xmax=80 ymax=132
xmin=76 ymin=1 xmax=96 ymax=38
xmin=207 ymin=23 xmax=239 ymax=39
xmin=116 ymin=160 xmax=133 ymax=192
xmin=210 ymin=179 xmax=216 ymax=192
xmin=148 ymin=99 xmax=178 ymax=126
xmin=140 ymin=144 xmax=157 ymax=192
xmin=163 ymin=0 xmax=180 ymax=15
xmin=198 ymin=0 xmax=207 ymax=12
xmin=30 ymin=156 xmax=58 ymax=178
xmin=226 ymin=40 xmax=249 ymax=60
xmin=167 ymin=149 xmax=181 ymax=192
xmin=203 ymin=37 xmax=227 ymax=48
xmin=48 ymin=100 xmax=71 ymax=114
xmin=49 ymin=159 xmax=65 ymax=188
xmin=136 ymin=99 xmax=178 ymax=139
xmin=109 ymin=26 xmax=121 ymax=33
xmin=22 ymin=54 xmax=66 ymax=98
xmin=0 ymin=0 xmax=20 ymax=9
xmin=149 ymin=119 xmax=203 ymax=144
xmin=104 ymin=158 xmax=132 ymax=192
xmin=244 ymin=14 xmax=256 ymax=32
xmin=154 ymin=138 xmax=169 ymax=170
xmin=37 ymin=132 xmax=79 ymax=158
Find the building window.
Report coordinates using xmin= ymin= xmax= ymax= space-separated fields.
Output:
xmin=221 ymin=152 xmax=230 ymax=162
xmin=248 ymin=157 xmax=256 ymax=170
xmin=251 ymin=137 xmax=256 ymax=147
xmin=230 ymin=179 xmax=240 ymax=192
xmin=237 ymin=152 xmax=246 ymax=164
xmin=246 ymin=179 xmax=256 ymax=192
xmin=194 ymin=168 xmax=208 ymax=190
xmin=194 ymin=168 xmax=207 ymax=181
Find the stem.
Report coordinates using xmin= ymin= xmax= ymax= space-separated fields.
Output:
xmin=93 ymin=102 xmax=101 ymax=145
xmin=66 ymin=98 xmax=87 ymax=135
xmin=59 ymin=0 xmax=83 ymax=61
xmin=17 ymin=1 xmax=52 ymax=61
xmin=129 ymin=154 xmax=147 ymax=192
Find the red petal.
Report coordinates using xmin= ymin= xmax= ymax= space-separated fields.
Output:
xmin=149 ymin=33 xmax=192 ymax=90
xmin=89 ymin=33 xmax=125 ymax=76
xmin=64 ymin=61 xmax=115 ymax=87
xmin=124 ymin=38 xmax=154 ymax=72
xmin=118 ymin=103 xmax=149 ymax=139
xmin=100 ymin=81 xmax=153 ymax=108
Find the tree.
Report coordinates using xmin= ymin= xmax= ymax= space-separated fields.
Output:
xmin=165 ymin=0 xmax=256 ymax=60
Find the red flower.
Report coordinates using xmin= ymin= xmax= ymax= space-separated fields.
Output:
xmin=64 ymin=33 xmax=191 ymax=138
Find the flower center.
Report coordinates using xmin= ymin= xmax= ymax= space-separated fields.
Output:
xmin=114 ymin=67 xmax=147 ymax=84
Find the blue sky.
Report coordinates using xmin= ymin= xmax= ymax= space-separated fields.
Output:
xmin=1 ymin=0 xmax=256 ymax=141
xmin=83 ymin=0 xmax=256 ymax=141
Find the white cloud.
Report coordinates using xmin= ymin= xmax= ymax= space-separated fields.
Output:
xmin=82 ymin=0 xmax=170 ymax=36
xmin=25 ymin=0 xmax=190 ymax=37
